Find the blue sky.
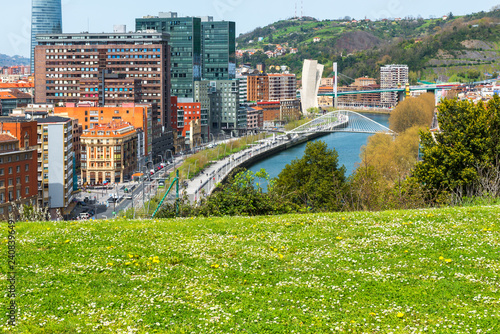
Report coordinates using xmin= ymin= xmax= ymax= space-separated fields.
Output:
xmin=1 ymin=0 xmax=499 ymax=57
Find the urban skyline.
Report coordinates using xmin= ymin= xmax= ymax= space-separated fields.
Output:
xmin=1 ymin=0 xmax=499 ymax=57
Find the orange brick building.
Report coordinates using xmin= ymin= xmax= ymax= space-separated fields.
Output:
xmin=247 ymin=75 xmax=269 ymax=102
xmin=174 ymin=102 xmax=202 ymax=138
xmin=257 ymin=101 xmax=280 ymax=123
xmin=53 ymin=102 xmax=153 ymax=163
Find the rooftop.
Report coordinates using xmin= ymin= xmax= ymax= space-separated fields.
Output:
xmin=36 ymin=32 xmax=169 ymax=44
xmin=37 ymin=116 xmax=72 ymax=124
xmin=0 ymin=133 xmax=18 ymax=143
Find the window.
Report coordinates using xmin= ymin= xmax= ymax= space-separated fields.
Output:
xmin=16 ymin=189 xmax=20 ymax=199
xmin=0 ymin=169 xmax=3 ymax=176
xmin=8 ymin=179 xmax=13 ymax=186
xmin=16 ymin=177 xmax=20 ymax=185
xmin=8 ymin=167 xmax=12 ymax=174
xmin=8 ymin=191 xmax=13 ymax=201
xmin=0 ymin=181 xmax=4 ymax=188
xmin=25 ymin=164 xmax=29 ymax=171
xmin=25 ymin=187 xmax=29 ymax=195
xmin=16 ymin=166 xmax=20 ymax=173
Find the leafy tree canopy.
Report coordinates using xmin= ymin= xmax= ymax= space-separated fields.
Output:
xmin=413 ymin=95 xmax=500 ymax=193
xmin=273 ymin=141 xmax=346 ymax=211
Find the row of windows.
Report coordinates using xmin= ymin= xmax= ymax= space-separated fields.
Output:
xmin=0 ymin=187 xmax=31 ymax=203
xmin=0 ymin=153 xmax=31 ymax=164
xmin=0 ymin=175 xmax=30 ymax=187
xmin=0 ymin=164 xmax=30 ymax=175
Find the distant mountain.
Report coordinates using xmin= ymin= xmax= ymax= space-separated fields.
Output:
xmin=236 ymin=8 xmax=500 ymax=83
xmin=0 ymin=54 xmax=30 ymax=67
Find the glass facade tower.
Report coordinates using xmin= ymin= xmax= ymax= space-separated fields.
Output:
xmin=30 ymin=0 xmax=63 ymax=74
xmin=201 ymin=21 xmax=236 ymax=81
xmin=136 ymin=13 xmax=201 ymax=100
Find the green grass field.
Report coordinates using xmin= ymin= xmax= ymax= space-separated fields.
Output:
xmin=1 ymin=205 xmax=499 ymax=333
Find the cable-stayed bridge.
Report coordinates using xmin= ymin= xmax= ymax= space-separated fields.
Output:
xmin=287 ymin=110 xmax=394 ymax=135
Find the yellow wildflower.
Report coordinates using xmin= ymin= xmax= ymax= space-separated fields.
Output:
xmin=445 ymin=259 xmax=452 ymax=263
xmin=125 ymin=262 xmax=131 ymax=265
xmin=439 ymin=256 xmax=444 ymax=260
xmin=107 ymin=262 xmax=113 ymax=266
xmin=279 ymin=254 xmax=284 ymax=260
xmin=336 ymin=236 xmax=343 ymax=240
xmin=128 ymin=254 xmax=134 ymax=258
xmin=64 ymin=240 xmax=70 ymax=243
xmin=397 ymin=312 xmax=404 ymax=318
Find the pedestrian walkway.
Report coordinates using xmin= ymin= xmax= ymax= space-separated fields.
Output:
xmin=183 ymin=135 xmax=291 ymax=203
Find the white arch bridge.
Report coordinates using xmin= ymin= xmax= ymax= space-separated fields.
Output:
xmin=287 ymin=110 xmax=394 ymax=135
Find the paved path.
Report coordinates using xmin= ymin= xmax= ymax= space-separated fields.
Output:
xmin=183 ymin=135 xmax=290 ymax=203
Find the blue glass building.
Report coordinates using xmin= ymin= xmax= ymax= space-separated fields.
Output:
xmin=30 ymin=0 xmax=62 ymax=74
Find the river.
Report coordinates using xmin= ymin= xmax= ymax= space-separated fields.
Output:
xmin=248 ymin=113 xmax=390 ymax=187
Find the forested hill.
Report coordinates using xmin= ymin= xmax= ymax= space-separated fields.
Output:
xmin=236 ymin=8 xmax=500 ymax=83
xmin=0 ymin=54 xmax=29 ymax=67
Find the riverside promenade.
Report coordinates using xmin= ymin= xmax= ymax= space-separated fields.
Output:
xmin=181 ymin=131 xmax=328 ymax=203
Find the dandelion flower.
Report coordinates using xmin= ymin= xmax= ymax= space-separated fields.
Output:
xmin=107 ymin=263 xmax=113 ymax=266
xmin=336 ymin=236 xmax=343 ymax=240
xmin=404 ymin=250 xmax=408 ymax=253
xmin=369 ymin=312 xmax=376 ymax=316
xmin=445 ymin=259 xmax=452 ymax=263
xmin=439 ymin=256 xmax=444 ymax=260
xmin=64 ymin=240 xmax=70 ymax=243
xmin=128 ymin=254 xmax=134 ymax=258
xmin=397 ymin=312 xmax=404 ymax=318
xmin=125 ymin=262 xmax=131 ymax=265
xmin=279 ymin=254 xmax=284 ymax=260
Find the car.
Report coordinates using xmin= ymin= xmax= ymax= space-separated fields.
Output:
xmin=107 ymin=197 xmax=117 ymax=203
xmin=79 ymin=212 xmax=90 ymax=220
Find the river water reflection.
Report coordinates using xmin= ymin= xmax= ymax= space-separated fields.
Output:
xmin=248 ymin=113 xmax=390 ymax=188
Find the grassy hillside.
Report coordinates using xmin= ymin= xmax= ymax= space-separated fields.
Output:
xmin=1 ymin=206 xmax=499 ymax=332
xmin=237 ymin=9 xmax=500 ymax=83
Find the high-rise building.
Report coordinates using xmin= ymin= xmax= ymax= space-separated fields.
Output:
xmin=31 ymin=0 xmax=62 ymax=74
xmin=194 ymin=79 xmax=246 ymax=133
xmin=247 ymin=74 xmax=297 ymax=102
xmin=36 ymin=116 xmax=74 ymax=209
xmin=33 ymin=32 xmax=174 ymax=159
xmin=136 ymin=12 xmax=201 ymax=100
xmin=301 ymin=59 xmax=324 ymax=113
xmin=201 ymin=19 xmax=236 ymax=80
xmin=380 ymin=64 xmax=408 ymax=107
xmin=136 ymin=13 xmax=236 ymax=98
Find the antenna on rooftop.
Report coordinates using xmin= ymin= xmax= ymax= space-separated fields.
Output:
xmin=295 ymin=2 xmax=297 ymax=18
xmin=301 ymin=0 xmax=303 ymax=18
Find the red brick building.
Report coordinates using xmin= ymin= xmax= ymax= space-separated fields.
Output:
xmin=0 ymin=132 xmax=38 ymax=218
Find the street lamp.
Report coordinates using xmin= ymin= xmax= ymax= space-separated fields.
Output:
xmin=166 ymin=149 xmax=174 ymax=170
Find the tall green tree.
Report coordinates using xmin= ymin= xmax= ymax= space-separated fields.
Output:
xmin=413 ymin=96 xmax=500 ymax=195
xmin=273 ymin=141 xmax=347 ymax=211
